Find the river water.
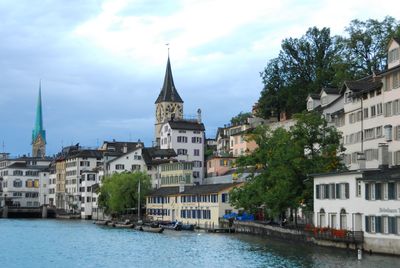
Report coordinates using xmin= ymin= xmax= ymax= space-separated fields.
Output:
xmin=0 ymin=219 xmax=398 ymax=268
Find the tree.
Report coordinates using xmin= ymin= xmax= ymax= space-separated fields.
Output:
xmin=98 ymin=172 xmax=151 ymax=215
xmin=257 ymin=27 xmax=341 ymax=118
xmin=230 ymin=112 xmax=345 ymax=219
xmin=230 ymin=112 xmax=252 ymax=125
xmin=340 ymin=16 xmax=400 ymax=76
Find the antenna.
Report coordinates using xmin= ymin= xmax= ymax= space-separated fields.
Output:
xmin=1 ymin=141 xmax=5 ymax=153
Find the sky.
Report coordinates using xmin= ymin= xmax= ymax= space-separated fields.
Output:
xmin=0 ymin=0 xmax=398 ymax=156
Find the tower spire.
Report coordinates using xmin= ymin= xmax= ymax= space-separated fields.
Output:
xmin=32 ymin=81 xmax=46 ymax=157
xmin=155 ymin=52 xmax=183 ymax=104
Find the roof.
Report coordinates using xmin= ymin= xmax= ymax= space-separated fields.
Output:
xmin=142 ymin=147 xmax=177 ymax=166
xmin=362 ymin=166 xmax=400 ymax=181
xmin=342 ymin=80 xmax=382 ymax=94
xmin=67 ymin=150 xmax=103 ymax=160
xmin=147 ymin=183 xmax=241 ymax=197
xmin=32 ymin=82 xmax=46 ymax=144
xmin=155 ymin=56 xmax=183 ymax=104
xmin=101 ymin=141 xmax=143 ymax=154
xmin=168 ymin=120 xmax=205 ymax=131
xmin=321 ymin=87 xmax=340 ymax=95
xmin=308 ymin=94 xmax=320 ymax=100
xmin=6 ymin=162 xmax=49 ymax=170
xmin=230 ymin=127 xmax=254 ymax=136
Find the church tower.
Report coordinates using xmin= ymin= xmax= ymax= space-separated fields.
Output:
xmin=32 ymin=82 xmax=46 ymax=158
xmin=154 ymin=56 xmax=184 ymax=145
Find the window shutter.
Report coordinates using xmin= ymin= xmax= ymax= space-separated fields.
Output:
xmin=336 ymin=184 xmax=341 ymax=199
xmin=345 ymin=183 xmax=349 ymax=199
xmin=375 ymin=183 xmax=381 ymax=200
xmin=316 ymin=185 xmax=320 ymax=199
xmin=365 ymin=184 xmax=370 ymax=200
xmin=376 ymin=216 xmax=382 ymax=233
xmin=365 ymin=216 xmax=370 ymax=232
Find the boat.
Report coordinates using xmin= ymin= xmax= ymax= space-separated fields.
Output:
xmin=159 ymin=221 xmax=182 ymax=231
xmin=114 ymin=220 xmax=135 ymax=228
xmin=94 ymin=220 xmax=110 ymax=226
xmin=136 ymin=225 xmax=164 ymax=233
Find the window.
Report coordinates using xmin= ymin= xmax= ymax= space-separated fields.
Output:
xmin=194 ymin=149 xmax=200 ymax=156
xmin=193 ymin=171 xmax=200 ymax=178
xmin=177 ymin=149 xmax=187 ymax=155
xmin=13 ymin=179 xmax=22 ymax=188
xmin=371 ymin=105 xmax=376 ymax=117
xmin=388 ymin=48 xmax=400 ymax=63
xmin=377 ymin=103 xmax=383 ymax=115
xmin=177 ymin=136 xmax=188 ymax=143
xmin=191 ymin=137 xmax=202 ymax=143
xmin=356 ymin=180 xmax=361 ymax=197
xmin=376 ymin=126 xmax=383 ymax=138
xmin=392 ymin=72 xmax=399 ymax=89
xmin=364 ymin=128 xmax=375 ymax=140
xmin=363 ymin=108 xmax=369 ymax=119
xmin=13 ymin=170 xmax=23 ymax=176
xmin=131 ymin=165 xmax=141 ymax=171
xmin=193 ymin=161 xmax=202 ymax=168
xmin=385 ymin=102 xmax=392 ymax=117
xmin=115 ymin=164 xmax=125 ymax=170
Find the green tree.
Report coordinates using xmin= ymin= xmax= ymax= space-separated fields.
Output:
xmin=257 ymin=27 xmax=341 ymax=118
xmin=340 ymin=16 xmax=400 ymax=76
xmin=230 ymin=112 xmax=252 ymax=125
xmin=98 ymin=171 xmax=151 ymax=215
xmin=230 ymin=112 xmax=345 ymax=219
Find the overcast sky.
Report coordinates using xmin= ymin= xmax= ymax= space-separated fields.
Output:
xmin=0 ymin=0 xmax=398 ymax=156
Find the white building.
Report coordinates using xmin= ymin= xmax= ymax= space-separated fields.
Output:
xmin=313 ymin=144 xmax=400 ymax=255
xmin=65 ymin=150 xmax=103 ymax=213
xmin=0 ymin=156 xmax=51 ymax=207
xmin=159 ymin=118 xmax=205 ymax=184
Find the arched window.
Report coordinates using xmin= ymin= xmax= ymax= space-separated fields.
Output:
xmin=319 ymin=208 xmax=326 ymax=227
xmin=340 ymin=208 xmax=347 ymax=230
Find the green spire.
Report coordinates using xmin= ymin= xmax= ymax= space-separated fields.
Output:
xmin=32 ymin=81 xmax=46 ymax=144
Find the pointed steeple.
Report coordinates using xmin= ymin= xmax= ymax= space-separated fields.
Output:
xmin=155 ymin=56 xmax=183 ymax=104
xmin=32 ymin=81 xmax=46 ymax=145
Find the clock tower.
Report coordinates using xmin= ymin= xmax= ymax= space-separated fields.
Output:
xmin=155 ymin=56 xmax=183 ymax=145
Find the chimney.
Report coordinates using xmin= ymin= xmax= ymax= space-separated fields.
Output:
xmin=357 ymin=152 xmax=366 ymax=170
xmin=197 ymin=108 xmax=202 ymax=123
xmin=378 ymin=143 xmax=389 ymax=169
xmin=122 ymin=143 xmax=128 ymax=153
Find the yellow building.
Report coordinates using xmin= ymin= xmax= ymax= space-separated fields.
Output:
xmin=146 ymin=183 xmax=242 ymax=228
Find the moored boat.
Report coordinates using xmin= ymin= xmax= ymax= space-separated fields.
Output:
xmin=159 ymin=221 xmax=182 ymax=231
xmin=138 ymin=225 xmax=164 ymax=233
xmin=94 ymin=220 xmax=111 ymax=226
xmin=114 ymin=223 xmax=135 ymax=228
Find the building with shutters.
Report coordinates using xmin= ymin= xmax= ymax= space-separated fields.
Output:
xmin=312 ymin=144 xmax=400 ymax=255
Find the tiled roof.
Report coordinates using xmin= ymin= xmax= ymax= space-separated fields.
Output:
xmin=142 ymin=147 xmax=177 ymax=166
xmin=322 ymin=87 xmax=340 ymax=95
xmin=168 ymin=120 xmax=205 ymax=131
xmin=147 ymin=182 xmax=241 ymax=196
xmin=343 ymin=80 xmax=382 ymax=94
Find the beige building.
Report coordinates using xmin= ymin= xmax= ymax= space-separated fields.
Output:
xmin=146 ymin=183 xmax=242 ymax=228
xmin=159 ymin=161 xmax=192 ymax=187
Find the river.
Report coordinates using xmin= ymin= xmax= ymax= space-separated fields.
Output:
xmin=0 ymin=219 xmax=398 ymax=268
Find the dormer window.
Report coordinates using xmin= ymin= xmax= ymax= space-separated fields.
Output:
xmin=388 ymin=48 xmax=399 ymax=63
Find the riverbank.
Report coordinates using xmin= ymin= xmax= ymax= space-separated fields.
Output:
xmin=220 ymin=219 xmax=399 ymax=257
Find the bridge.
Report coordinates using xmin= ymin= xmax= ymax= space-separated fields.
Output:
xmin=0 ymin=206 xmax=56 ymax=218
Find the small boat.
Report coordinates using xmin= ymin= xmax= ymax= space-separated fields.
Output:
xmin=159 ymin=221 xmax=182 ymax=231
xmin=94 ymin=220 xmax=110 ymax=226
xmin=114 ymin=223 xmax=135 ymax=228
xmin=137 ymin=225 xmax=164 ymax=233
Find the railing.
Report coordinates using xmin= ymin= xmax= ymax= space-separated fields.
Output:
xmin=304 ymin=225 xmax=364 ymax=243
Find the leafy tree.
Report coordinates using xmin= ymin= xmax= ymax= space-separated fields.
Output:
xmin=230 ymin=112 xmax=345 ymax=219
xmin=230 ymin=112 xmax=252 ymax=125
xmin=340 ymin=16 xmax=400 ymax=76
xmin=257 ymin=27 xmax=341 ymax=118
xmin=98 ymin=172 xmax=151 ymax=215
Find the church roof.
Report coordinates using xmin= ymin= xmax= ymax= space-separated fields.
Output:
xmin=168 ymin=120 xmax=205 ymax=131
xmin=155 ymin=57 xmax=183 ymax=104
xmin=32 ymin=82 xmax=46 ymax=144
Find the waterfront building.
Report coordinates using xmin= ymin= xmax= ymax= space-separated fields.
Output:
xmin=47 ymin=162 xmax=56 ymax=207
xmin=312 ymin=144 xmax=400 ymax=255
xmin=159 ymin=117 xmax=205 ymax=184
xmin=146 ymin=182 xmax=241 ymax=227
xmin=80 ymin=170 xmax=104 ymax=219
xmin=0 ymin=155 xmax=51 ymax=207
xmin=65 ymin=149 xmax=103 ymax=213
xmin=32 ymin=82 xmax=46 ymax=158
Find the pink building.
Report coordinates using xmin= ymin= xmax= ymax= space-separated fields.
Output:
xmin=206 ymin=156 xmax=236 ymax=177
xmin=229 ymin=129 xmax=258 ymax=157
